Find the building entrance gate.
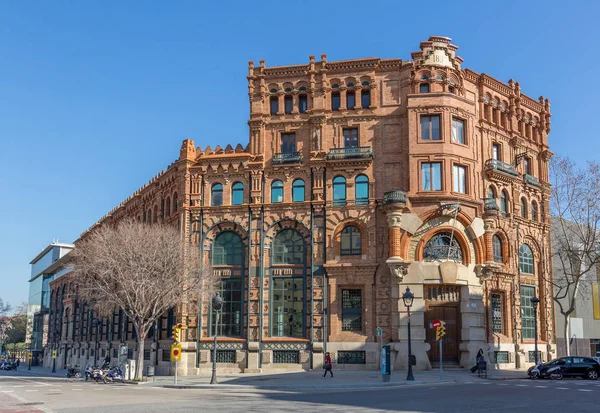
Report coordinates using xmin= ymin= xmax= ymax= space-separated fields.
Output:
xmin=424 ymin=285 xmax=460 ymax=364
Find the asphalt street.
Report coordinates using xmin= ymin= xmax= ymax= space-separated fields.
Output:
xmin=1 ymin=370 xmax=599 ymax=412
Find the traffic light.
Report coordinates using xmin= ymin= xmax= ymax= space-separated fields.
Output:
xmin=172 ymin=323 xmax=183 ymax=343
xmin=436 ymin=321 xmax=446 ymax=341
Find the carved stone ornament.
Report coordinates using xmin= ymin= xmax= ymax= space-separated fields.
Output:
xmin=386 ymin=212 xmax=402 ymax=228
xmin=386 ymin=257 xmax=411 ymax=281
xmin=476 ymin=263 xmax=501 ymax=281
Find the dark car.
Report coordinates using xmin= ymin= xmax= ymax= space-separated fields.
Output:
xmin=536 ymin=356 xmax=600 ymax=380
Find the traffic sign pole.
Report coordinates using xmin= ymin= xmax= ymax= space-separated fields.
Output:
xmin=174 ymin=360 xmax=177 ymax=385
xmin=439 ymin=338 xmax=443 ymax=381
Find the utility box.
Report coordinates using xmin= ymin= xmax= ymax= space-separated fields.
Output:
xmin=381 ymin=345 xmax=391 ymax=382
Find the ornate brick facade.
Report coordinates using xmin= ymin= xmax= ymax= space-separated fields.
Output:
xmin=47 ymin=36 xmax=554 ymax=374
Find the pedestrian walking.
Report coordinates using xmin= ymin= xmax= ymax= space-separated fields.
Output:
xmin=323 ymin=352 xmax=333 ymax=378
xmin=16 ymin=358 xmax=20 ymax=369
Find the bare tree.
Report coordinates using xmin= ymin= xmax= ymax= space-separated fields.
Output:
xmin=71 ymin=219 xmax=215 ymax=379
xmin=549 ymin=155 xmax=600 ymax=356
xmin=0 ymin=298 xmax=12 ymax=354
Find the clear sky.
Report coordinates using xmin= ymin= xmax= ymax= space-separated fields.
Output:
xmin=0 ymin=0 xmax=598 ymax=308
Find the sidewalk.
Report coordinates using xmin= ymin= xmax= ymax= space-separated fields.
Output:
xmin=146 ymin=368 xmax=528 ymax=390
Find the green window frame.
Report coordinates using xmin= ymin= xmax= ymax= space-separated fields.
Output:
xmin=271 ymin=277 xmax=304 ymax=338
xmin=212 ymin=232 xmax=244 ymax=266
xmin=272 ymin=229 xmax=304 ymax=265
xmin=520 ymin=285 xmax=536 ymax=340
xmin=519 ymin=244 xmax=534 ymax=274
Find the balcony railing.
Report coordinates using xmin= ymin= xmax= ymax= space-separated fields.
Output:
xmin=485 ymin=159 xmax=518 ymax=177
xmin=327 ymin=146 xmax=373 ymax=160
xmin=483 ymin=197 xmax=499 ymax=211
xmin=383 ymin=190 xmax=407 ymax=206
xmin=272 ymin=151 xmax=302 ymax=164
xmin=524 ymin=174 xmax=541 ymax=187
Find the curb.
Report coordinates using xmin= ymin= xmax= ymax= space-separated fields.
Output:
xmin=161 ymin=379 xmax=458 ymax=391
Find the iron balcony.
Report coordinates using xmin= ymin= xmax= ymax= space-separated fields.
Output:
xmin=272 ymin=151 xmax=302 ymax=164
xmin=485 ymin=159 xmax=518 ymax=177
xmin=327 ymin=146 xmax=374 ymax=160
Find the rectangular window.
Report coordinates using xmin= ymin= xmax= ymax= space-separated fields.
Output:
xmin=144 ymin=349 xmax=151 ymax=360
xmin=338 ymin=351 xmax=366 ymax=364
xmin=332 ymin=92 xmax=340 ymax=111
xmin=341 ymin=289 xmax=362 ymax=332
xmin=281 ymin=133 xmax=296 ymax=154
xmin=420 ymin=115 xmax=441 ymax=140
xmin=270 ymin=96 xmax=279 ymax=115
xmin=421 ymin=162 xmax=442 ymax=191
xmin=343 ymin=128 xmax=359 ymax=148
xmin=492 ymin=143 xmax=500 ymax=161
xmin=299 ymin=95 xmax=308 ymax=113
xmin=520 ymin=285 xmax=536 ymax=340
xmin=451 ymin=118 xmax=465 ymax=144
xmin=273 ymin=350 xmax=300 ymax=364
xmin=210 ymin=278 xmax=243 ymax=337
xmin=216 ymin=350 xmax=237 ymax=363
xmin=284 ymin=95 xmax=293 ymax=114
xmin=494 ymin=351 xmax=509 ymax=363
xmin=491 ymin=293 xmax=503 ymax=334
xmin=453 ymin=164 xmax=467 ymax=194
xmin=347 ymin=91 xmax=355 ymax=110
xmin=271 ymin=278 xmax=304 ymax=338
xmin=528 ymin=351 xmax=541 ymax=362
xmin=361 ymin=90 xmax=370 ymax=108
xmin=524 ymin=158 xmax=531 ymax=175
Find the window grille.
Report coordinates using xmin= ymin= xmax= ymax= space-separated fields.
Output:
xmin=144 ymin=349 xmax=151 ymax=360
xmin=494 ymin=351 xmax=509 ymax=363
xmin=520 ymin=285 xmax=536 ymax=339
xmin=127 ymin=349 xmax=133 ymax=359
xmin=337 ymin=351 xmax=366 ymax=364
xmin=528 ymin=351 xmax=541 ymax=362
xmin=273 ymin=350 xmax=300 ymax=364
xmin=491 ymin=294 xmax=503 ymax=334
xmin=341 ymin=289 xmax=362 ymax=332
xmin=216 ymin=350 xmax=237 ymax=363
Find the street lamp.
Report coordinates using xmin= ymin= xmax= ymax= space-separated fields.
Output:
xmin=402 ymin=287 xmax=415 ymax=381
xmin=531 ymin=296 xmax=540 ymax=365
xmin=210 ymin=293 xmax=224 ymax=385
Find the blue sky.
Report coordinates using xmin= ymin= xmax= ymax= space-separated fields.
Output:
xmin=0 ymin=0 xmax=597 ymax=308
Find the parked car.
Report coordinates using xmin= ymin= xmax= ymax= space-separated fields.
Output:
xmin=532 ymin=356 xmax=600 ymax=380
xmin=592 ymin=356 xmax=600 ymax=365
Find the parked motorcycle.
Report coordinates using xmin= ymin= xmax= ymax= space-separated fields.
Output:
xmin=104 ymin=366 xmax=125 ymax=383
xmin=528 ymin=361 xmax=563 ymax=380
xmin=66 ymin=365 xmax=82 ymax=378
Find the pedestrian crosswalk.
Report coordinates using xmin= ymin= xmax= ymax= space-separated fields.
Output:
xmin=469 ymin=378 xmax=600 ymax=392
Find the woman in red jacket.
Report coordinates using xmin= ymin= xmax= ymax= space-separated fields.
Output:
xmin=323 ymin=352 xmax=333 ymax=378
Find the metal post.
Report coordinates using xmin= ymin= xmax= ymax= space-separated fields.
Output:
xmin=439 ymin=339 xmax=443 ymax=380
xmin=406 ymin=306 xmax=414 ymax=381
xmin=210 ymin=310 xmax=218 ymax=384
xmin=174 ymin=360 xmax=177 ymax=385
xmin=534 ymin=312 xmax=538 ymax=365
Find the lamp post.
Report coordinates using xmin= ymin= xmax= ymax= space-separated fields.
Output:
xmin=210 ymin=293 xmax=224 ymax=385
xmin=531 ymin=296 xmax=540 ymax=365
xmin=402 ymin=287 xmax=415 ymax=381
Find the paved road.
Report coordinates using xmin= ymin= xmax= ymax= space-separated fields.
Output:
xmin=1 ymin=370 xmax=599 ymax=412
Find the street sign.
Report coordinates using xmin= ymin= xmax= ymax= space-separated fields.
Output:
xmin=171 ymin=343 xmax=182 ymax=362
xmin=376 ymin=327 xmax=382 ymax=337
xmin=432 ymin=319 xmax=441 ymax=329
xmin=52 ymin=350 xmax=57 ymax=359
xmin=27 ymin=351 xmax=32 ymax=360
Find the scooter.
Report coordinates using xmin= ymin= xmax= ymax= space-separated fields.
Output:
xmin=66 ymin=365 xmax=82 ymax=378
xmin=528 ymin=362 xmax=563 ymax=380
xmin=105 ymin=366 xmax=125 ymax=383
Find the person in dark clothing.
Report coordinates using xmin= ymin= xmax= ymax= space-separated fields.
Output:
xmin=323 ymin=352 xmax=333 ymax=378
xmin=16 ymin=359 xmax=20 ymax=368
xmin=470 ymin=349 xmax=485 ymax=373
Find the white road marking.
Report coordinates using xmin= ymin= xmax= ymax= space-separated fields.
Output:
xmin=1 ymin=390 xmax=14 ymax=393
xmin=479 ymin=382 xmax=491 ymax=385
xmin=25 ymin=389 xmax=38 ymax=392
xmin=497 ymin=383 xmax=509 ymax=386
xmin=534 ymin=385 xmax=547 ymax=388
xmin=556 ymin=387 xmax=569 ymax=390
xmin=578 ymin=389 xmax=593 ymax=392
xmin=72 ymin=388 xmax=82 ymax=391
xmin=516 ymin=384 xmax=528 ymax=387
xmin=464 ymin=381 xmax=474 ymax=384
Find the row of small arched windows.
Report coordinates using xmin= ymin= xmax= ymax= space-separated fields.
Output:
xmin=488 ymin=187 xmax=539 ymax=221
xmin=492 ymin=236 xmax=535 ymax=274
xmin=143 ymin=192 xmax=178 ymax=224
xmin=211 ymin=225 xmax=363 ymax=266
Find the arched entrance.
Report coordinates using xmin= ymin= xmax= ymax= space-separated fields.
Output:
xmin=424 ymin=285 xmax=460 ymax=365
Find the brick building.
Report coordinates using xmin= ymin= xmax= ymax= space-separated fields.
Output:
xmin=46 ymin=36 xmax=555 ymax=374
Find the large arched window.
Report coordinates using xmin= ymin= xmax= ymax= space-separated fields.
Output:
xmin=271 ymin=180 xmax=284 ymax=203
xmin=492 ymin=235 xmax=503 ymax=263
xmin=212 ymin=183 xmax=223 ymax=206
xmin=531 ymin=201 xmax=538 ymax=222
xmin=340 ymin=225 xmax=362 ymax=256
xmin=333 ymin=176 xmax=347 ymax=206
xmin=519 ymin=244 xmax=534 ymax=274
xmin=272 ymin=229 xmax=304 ymax=264
xmin=500 ymin=190 xmax=509 ymax=215
xmin=232 ymin=182 xmax=244 ymax=205
xmin=212 ymin=232 xmax=243 ymax=266
xmin=292 ymin=179 xmax=305 ymax=202
xmin=355 ymin=175 xmax=369 ymax=205
xmin=423 ymin=232 xmax=463 ymax=263
xmin=520 ymin=198 xmax=527 ymax=218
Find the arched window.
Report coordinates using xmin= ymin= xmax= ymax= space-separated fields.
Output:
xmin=355 ymin=175 xmax=369 ymax=205
xmin=212 ymin=183 xmax=223 ymax=206
xmin=143 ymin=209 xmax=147 ymax=223
xmin=519 ymin=244 xmax=534 ymax=274
xmin=173 ymin=192 xmax=178 ymax=212
xmin=292 ymin=179 xmax=305 ymax=202
xmin=520 ymin=198 xmax=527 ymax=218
xmin=488 ymin=186 xmax=496 ymax=200
xmin=299 ymin=93 xmax=308 ymax=113
xmin=420 ymin=83 xmax=430 ymax=93
xmin=492 ymin=235 xmax=503 ymax=263
xmin=361 ymin=82 xmax=371 ymax=108
xmin=271 ymin=180 xmax=283 ymax=203
xmin=284 ymin=94 xmax=293 ymax=114
xmin=331 ymin=84 xmax=340 ymax=111
xmin=166 ymin=197 xmax=171 ymax=217
xmin=340 ymin=226 xmax=362 ymax=256
xmin=232 ymin=182 xmax=244 ymax=205
xmin=212 ymin=232 xmax=243 ymax=266
xmin=270 ymin=95 xmax=279 ymax=115
xmin=531 ymin=201 xmax=538 ymax=222
xmin=153 ymin=206 xmax=158 ymax=224
xmin=346 ymin=87 xmax=355 ymax=110
xmin=423 ymin=232 xmax=463 ymax=263
xmin=333 ymin=176 xmax=346 ymax=206
xmin=272 ymin=229 xmax=304 ymax=264
xmin=500 ymin=191 xmax=509 ymax=215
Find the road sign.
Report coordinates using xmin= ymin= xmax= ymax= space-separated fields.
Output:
xmin=432 ymin=319 xmax=441 ymax=329
xmin=27 ymin=351 xmax=32 ymax=360
xmin=171 ymin=343 xmax=182 ymax=362
xmin=52 ymin=350 xmax=57 ymax=359
xmin=376 ymin=327 xmax=382 ymax=337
